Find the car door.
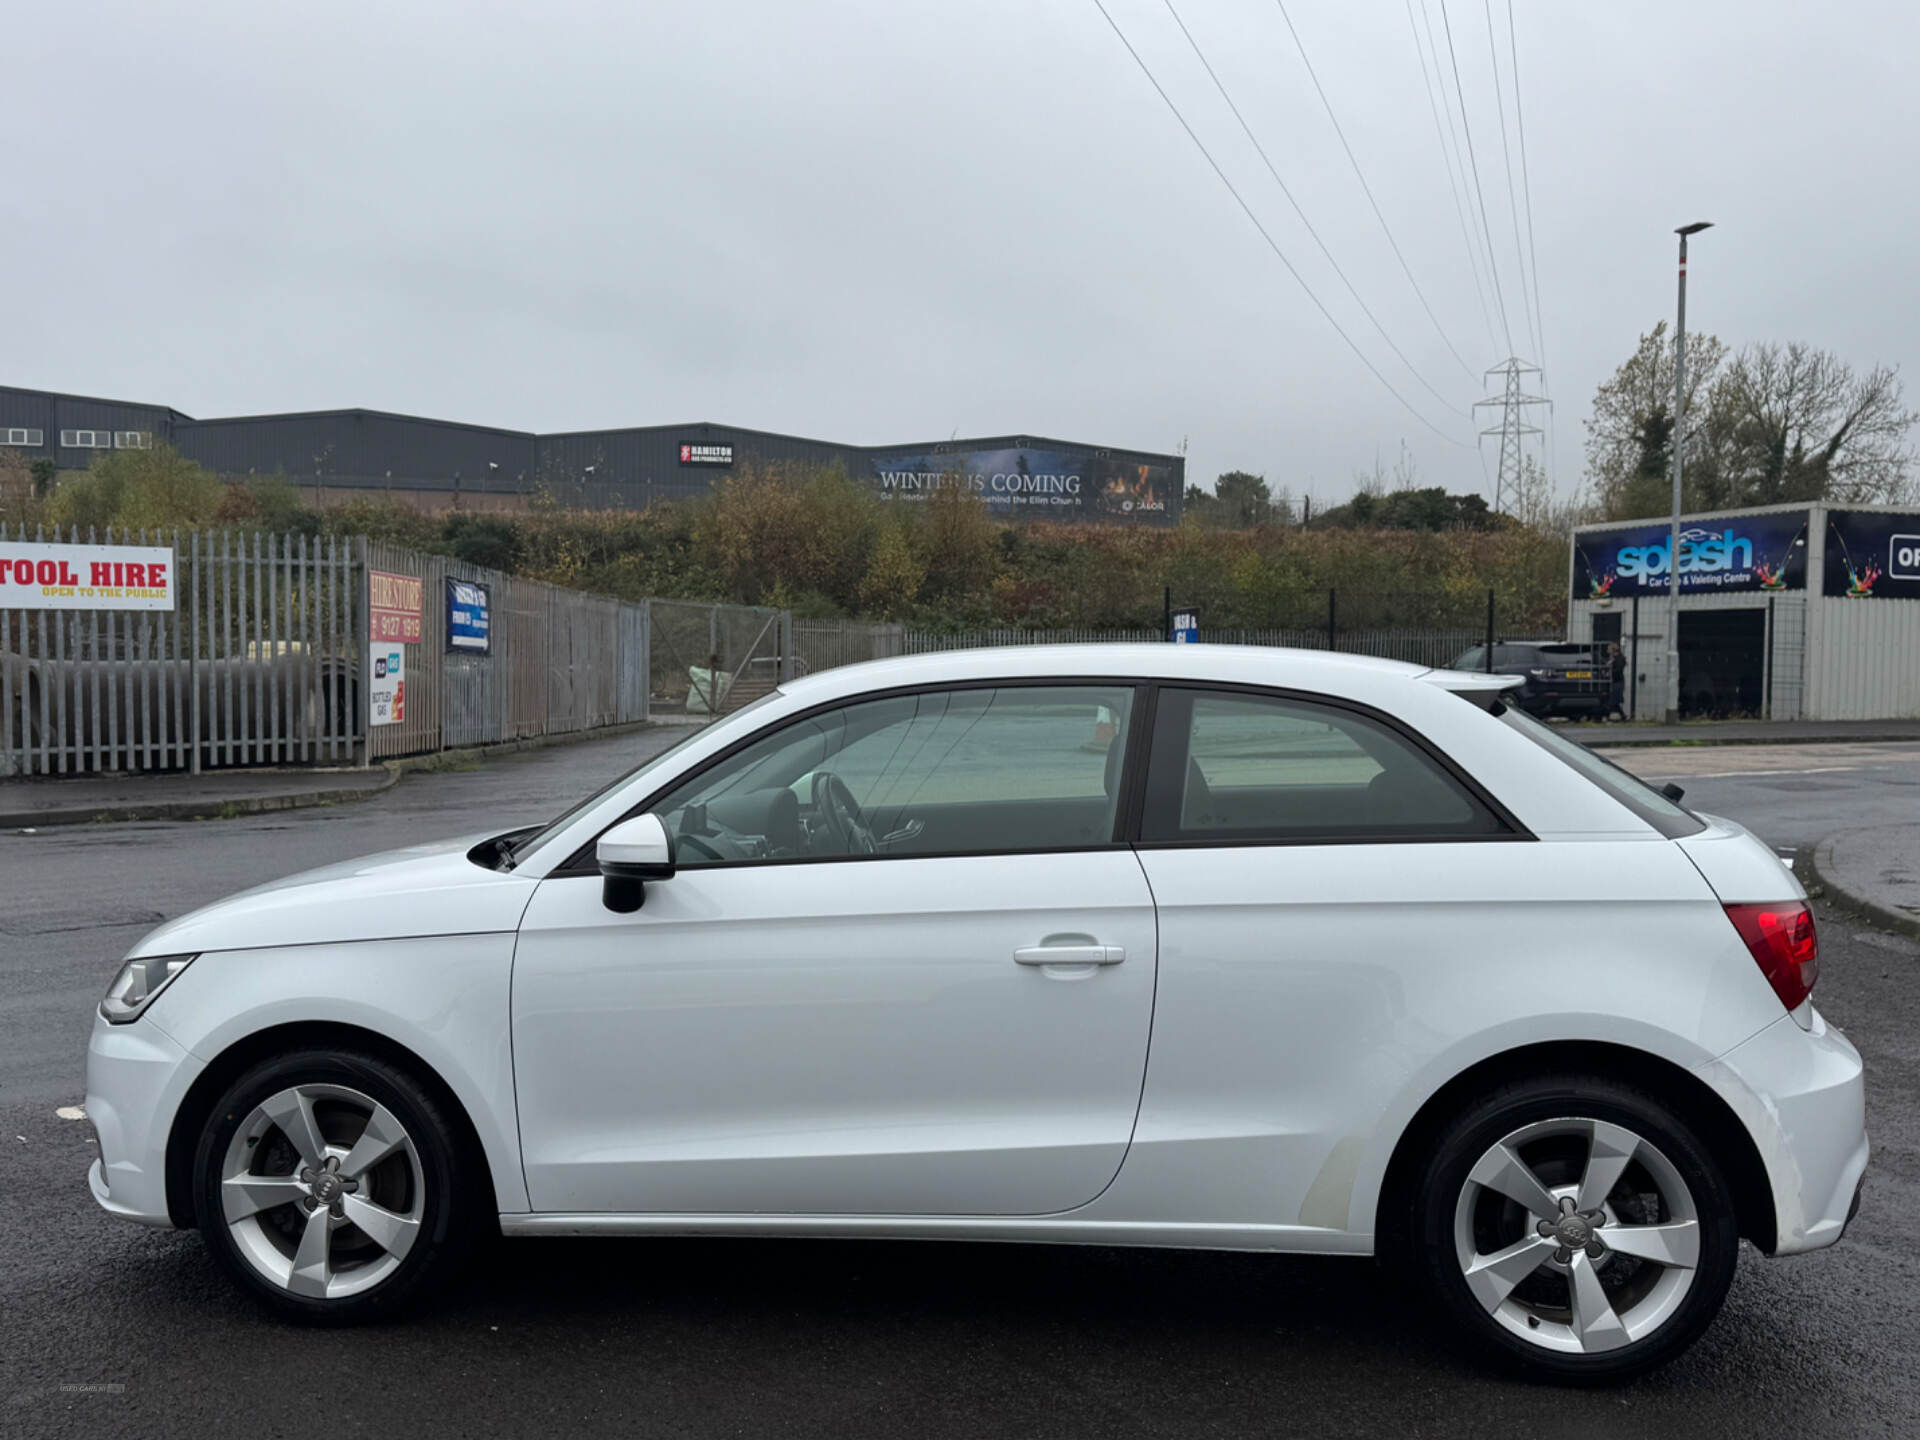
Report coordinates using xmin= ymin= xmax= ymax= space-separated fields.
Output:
xmin=1124 ymin=684 xmax=1533 ymax=1230
xmin=512 ymin=681 xmax=1158 ymax=1217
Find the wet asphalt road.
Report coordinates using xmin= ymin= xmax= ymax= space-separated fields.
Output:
xmin=1610 ymin=740 xmax=1920 ymax=852
xmin=3 ymin=734 xmax=1918 ymax=1438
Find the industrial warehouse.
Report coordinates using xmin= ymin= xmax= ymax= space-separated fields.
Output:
xmin=1566 ymin=501 xmax=1920 ymax=721
xmin=0 ymin=384 xmax=1182 ymax=524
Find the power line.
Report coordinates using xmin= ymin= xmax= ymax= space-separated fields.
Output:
xmin=1482 ymin=0 xmax=1540 ymax=366
xmin=1270 ymin=0 xmax=1480 ymax=382
xmin=1437 ymin=0 xmax=1514 ymax=355
xmin=1086 ymin=0 xmax=1472 ymax=446
xmin=1507 ymin=0 xmax=1550 ymax=437
xmin=1156 ymin=0 xmax=1468 ymax=417
xmin=1405 ymin=0 xmax=1499 ymax=358
xmin=1419 ymin=0 xmax=1505 ymax=357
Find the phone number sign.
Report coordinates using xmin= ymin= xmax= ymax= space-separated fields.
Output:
xmin=370 ymin=570 xmax=423 ymax=642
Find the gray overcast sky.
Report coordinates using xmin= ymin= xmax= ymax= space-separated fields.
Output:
xmin=7 ymin=0 xmax=1917 ymax=506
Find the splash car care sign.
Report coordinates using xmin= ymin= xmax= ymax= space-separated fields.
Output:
xmin=0 ymin=542 xmax=175 ymax=611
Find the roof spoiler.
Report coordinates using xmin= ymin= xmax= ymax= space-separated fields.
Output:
xmin=1418 ymin=668 xmax=1526 ymax=711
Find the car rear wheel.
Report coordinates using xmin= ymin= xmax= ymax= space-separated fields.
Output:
xmin=1412 ymin=1075 xmax=1739 ymax=1382
xmin=192 ymin=1049 xmax=474 ymax=1323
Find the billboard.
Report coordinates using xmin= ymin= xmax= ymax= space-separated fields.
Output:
xmin=1571 ymin=511 xmax=1810 ymax=600
xmin=1823 ymin=509 xmax=1920 ymax=599
xmin=0 ymin=542 xmax=174 ymax=611
xmin=863 ymin=446 xmax=1176 ymax=524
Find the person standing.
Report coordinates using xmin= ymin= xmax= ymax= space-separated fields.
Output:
xmin=1607 ymin=642 xmax=1628 ymax=722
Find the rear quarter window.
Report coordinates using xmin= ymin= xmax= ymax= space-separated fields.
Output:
xmin=1488 ymin=701 xmax=1705 ymax=838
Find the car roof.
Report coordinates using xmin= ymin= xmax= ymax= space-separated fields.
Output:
xmin=778 ymin=643 xmax=1439 ymax=707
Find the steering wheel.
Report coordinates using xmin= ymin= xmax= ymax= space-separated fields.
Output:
xmin=810 ymin=772 xmax=876 ymax=855
xmin=676 ymin=832 xmax=727 ymax=863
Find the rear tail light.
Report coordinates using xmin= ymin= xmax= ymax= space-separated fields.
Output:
xmin=1724 ymin=902 xmax=1820 ymax=1013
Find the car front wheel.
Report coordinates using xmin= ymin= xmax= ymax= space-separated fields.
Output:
xmin=192 ymin=1048 xmax=475 ymax=1322
xmin=1412 ymin=1074 xmax=1740 ymax=1381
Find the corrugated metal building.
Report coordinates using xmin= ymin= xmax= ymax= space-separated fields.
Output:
xmin=0 ymin=385 xmax=183 ymax=472
xmin=0 ymin=385 xmax=1183 ymax=524
xmin=1566 ymin=501 xmax=1920 ymax=721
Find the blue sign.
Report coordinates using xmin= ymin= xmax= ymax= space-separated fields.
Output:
xmin=446 ymin=578 xmax=491 ymax=653
xmin=1824 ymin=509 xmax=1920 ymax=599
xmin=1170 ymin=607 xmax=1199 ymax=644
xmin=1571 ymin=511 xmax=1809 ymax=599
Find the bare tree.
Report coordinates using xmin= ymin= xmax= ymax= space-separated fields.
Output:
xmin=1709 ymin=342 xmax=1917 ymax=505
xmin=1583 ymin=321 xmax=1726 ymax=518
xmin=1506 ymin=452 xmax=1554 ymax=530
xmin=1585 ymin=325 xmax=1917 ymax=517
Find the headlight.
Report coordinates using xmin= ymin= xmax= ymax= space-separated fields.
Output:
xmin=1527 ymin=668 xmax=1551 ymax=678
xmin=99 ymin=954 xmax=196 ymax=1025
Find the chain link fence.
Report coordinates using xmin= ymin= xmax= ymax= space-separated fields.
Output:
xmin=646 ymin=599 xmax=789 ymax=720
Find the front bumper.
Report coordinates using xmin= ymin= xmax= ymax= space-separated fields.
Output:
xmin=1696 ymin=1007 xmax=1868 ymax=1255
xmin=85 ymin=1011 xmax=204 ymax=1227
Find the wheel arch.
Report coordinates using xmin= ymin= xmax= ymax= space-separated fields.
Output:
xmin=1371 ymin=1039 xmax=1777 ymax=1263
xmin=163 ymin=1020 xmax=501 ymax=1232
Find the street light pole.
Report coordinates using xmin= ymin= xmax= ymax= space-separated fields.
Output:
xmin=1667 ymin=221 xmax=1713 ymax=724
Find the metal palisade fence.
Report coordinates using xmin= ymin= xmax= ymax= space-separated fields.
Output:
xmin=1 ymin=525 xmax=361 ymax=777
xmin=0 ymin=524 xmax=672 ymax=777
xmin=361 ymin=540 xmax=655 ymax=761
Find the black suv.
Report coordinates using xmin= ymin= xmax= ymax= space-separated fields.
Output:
xmin=1450 ymin=640 xmax=1612 ymax=718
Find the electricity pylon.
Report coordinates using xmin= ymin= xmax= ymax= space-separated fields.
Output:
xmin=1474 ymin=358 xmax=1550 ymax=514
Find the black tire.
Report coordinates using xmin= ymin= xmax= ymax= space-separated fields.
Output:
xmin=192 ymin=1048 xmax=476 ymax=1324
xmin=1410 ymin=1073 xmax=1739 ymax=1383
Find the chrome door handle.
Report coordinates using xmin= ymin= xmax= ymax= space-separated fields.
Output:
xmin=1014 ymin=945 xmax=1125 ymax=966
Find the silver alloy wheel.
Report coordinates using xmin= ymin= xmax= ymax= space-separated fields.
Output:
xmin=1452 ymin=1116 xmax=1701 ymax=1355
xmin=219 ymin=1083 xmax=425 ymax=1301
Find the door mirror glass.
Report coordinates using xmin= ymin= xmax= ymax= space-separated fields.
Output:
xmin=598 ymin=813 xmax=675 ymax=912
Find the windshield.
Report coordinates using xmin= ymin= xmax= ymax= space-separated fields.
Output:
xmin=1490 ymin=701 xmax=1705 ymax=838
xmin=505 ymin=690 xmax=784 ymax=867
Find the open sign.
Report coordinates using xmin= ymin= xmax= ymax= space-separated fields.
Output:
xmin=1892 ymin=535 xmax=1920 ymax=581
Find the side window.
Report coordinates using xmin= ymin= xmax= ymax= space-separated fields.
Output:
xmin=1140 ymin=688 xmax=1504 ymax=843
xmin=650 ymin=684 xmax=1135 ymax=866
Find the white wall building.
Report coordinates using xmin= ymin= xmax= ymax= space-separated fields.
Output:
xmin=1566 ymin=502 xmax=1920 ymax=721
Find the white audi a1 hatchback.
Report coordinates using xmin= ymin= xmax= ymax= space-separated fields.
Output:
xmin=86 ymin=644 xmax=1865 ymax=1380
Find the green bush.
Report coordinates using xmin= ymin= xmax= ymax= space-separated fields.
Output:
xmin=253 ymin=461 xmax=1570 ymax=632
xmin=46 ymin=443 xmax=225 ymax=534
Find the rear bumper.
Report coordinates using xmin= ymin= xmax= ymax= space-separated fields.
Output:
xmin=85 ymin=1013 xmax=203 ymax=1227
xmin=1696 ymin=1007 xmax=1867 ymax=1256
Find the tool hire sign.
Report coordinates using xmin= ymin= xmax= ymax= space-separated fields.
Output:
xmin=0 ymin=541 xmax=175 ymax=610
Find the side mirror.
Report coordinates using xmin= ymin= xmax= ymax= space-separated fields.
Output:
xmin=598 ymin=814 xmax=675 ymax=913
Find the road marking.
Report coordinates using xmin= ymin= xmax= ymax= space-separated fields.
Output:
xmin=1635 ymin=764 xmax=1865 ymax=781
